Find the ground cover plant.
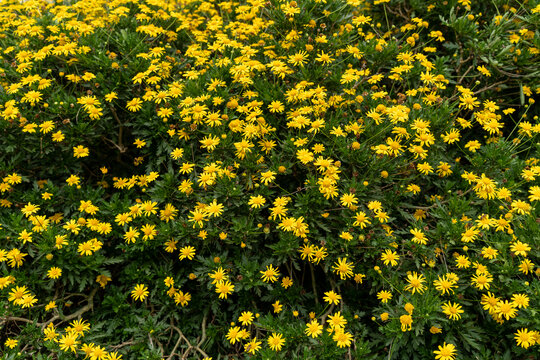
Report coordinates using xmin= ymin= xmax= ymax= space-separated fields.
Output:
xmin=0 ymin=0 xmax=539 ymax=358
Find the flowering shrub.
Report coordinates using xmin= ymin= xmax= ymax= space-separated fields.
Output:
xmin=0 ymin=0 xmax=539 ymax=359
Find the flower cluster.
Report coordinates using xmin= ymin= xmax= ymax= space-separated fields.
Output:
xmin=0 ymin=0 xmax=538 ymax=359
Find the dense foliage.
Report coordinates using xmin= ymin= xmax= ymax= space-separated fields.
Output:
xmin=0 ymin=0 xmax=539 ymax=359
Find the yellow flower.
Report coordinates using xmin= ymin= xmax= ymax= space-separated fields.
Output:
xmin=203 ymin=200 xmax=223 ymax=218
xmin=188 ymin=208 xmax=207 ymax=228
xmin=377 ymin=290 xmax=392 ymax=303
xmin=47 ymin=267 xmax=62 ymax=279
xmin=104 ymin=92 xmax=118 ymax=102
xmin=481 ymin=292 xmax=499 ymax=314
xmin=436 ymin=162 xmax=452 ymax=177
xmin=260 ymin=264 xmax=280 ymax=283
xmin=260 ymin=170 xmax=276 ymax=185
xmin=323 ymin=290 xmax=341 ymax=305
xmin=340 ymin=193 xmax=358 ymax=208
xmin=455 ymin=254 xmax=471 ymax=268
xmin=238 ymin=311 xmax=254 ymax=326
xmin=267 ymin=333 xmax=285 ymax=351
xmin=305 ymin=319 xmax=323 ymax=338
xmin=107 ymin=352 xmax=123 ymax=360
xmin=18 ymin=229 xmax=33 ymax=244
xmin=248 ymin=195 xmax=266 ymax=208
xmin=433 ymin=275 xmax=458 ymax=295
xmin=73 ymin=145 xmax=89 ymax=158
xmin=123 ymin=226 xmax=140 ymax=244
xmin=477 ymin=65 xmax=491 ymax=77
xmin=174 ymin=290 xmax=191 ymax=307
xmin=333 ymin=328 xmax=353 ymax=348
xmin=45 ymin=301 xmax=57 ymax=311
xmin=332 ymin=257 xmax=354 ymax=280
xmin=272 ymin=300 xmax=283 ymax=313
xmin=514 ymin=328 xmax=535 ymax=348
xmin=226 ymin=326 xmax=242 ymax=344
xmin=244 ymin=337 xmax=261 ymax=354
xmin=133 ymin=138 xmax=146 ymax=148
xmin=66 ymin=175 xmax=81 ymax=186
xmin=410 ymin=228 xmax=428 ymax=245
xmin=471 ymin=272 xmax=493 ymax=290
xmin=495 ymin=300 xmax=517 ymax=320
xmin=58 ymin=332 xmax=79 ymax=352
xmin=353 ymin=211 xmax=371 ymax=228
xmin=126 ymin=98 xmax=143 ymax=112
xmin=441 ymin=302 xmax=463 ymax=321
xmin=21 ymin=90 xmax=42 ymax=105
xmin=400 ymin=314 xmax=412 ymax=331
xmin=200 ymin=135 xmax=220 ymax=152
xmin=417 ymin=162 xmax=433 ymax=175
xmin=215 ymin=280 xmax=234 ymax=299
xmin=288 ymin=51 xmax=308 ymax=67
xmin=131 ymin=284 xmax=149 ymax=302
xmin=327 ymin=311 xmax=347 ymax=329
xmin=404 ymin=272 xmax=427 ymax=294
xmin=281 ymin=276 xmax=293 ymax=288
xmin=315 ymin=50 xmax=334 ymax=65
xmin=20 ymin=294 xmax=38 ymax=308
xmin=179 ymin=246 xmax=196 ymax=260
xmin=209 ymin=267 xmax=228 ymax=285
xmin=354 ymin=273 xmax=366 ymax=284
xmin=406 ymin=183 xmax=421 ymax=194
xmin=511 ymin=293 xmax=530 ymax=309
xmin=510 ymin=240 xmax=531 ymax=256
xmin=170 ymin=148 xmax=184 ymax=160
xmin=4 ymin=338 xmax=18 ymax=349
xmin=268 ymin=101 xmax=284 ymax=113
xmin=381 ymin=249 xmax=399 ymax=266
xmin=433 ymin=342 xmax=457 ymax=360
xmin=78 ymin=241 xmax=95 ymax=256
xmin=404 ymin=303 xmax=415 ymax=315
